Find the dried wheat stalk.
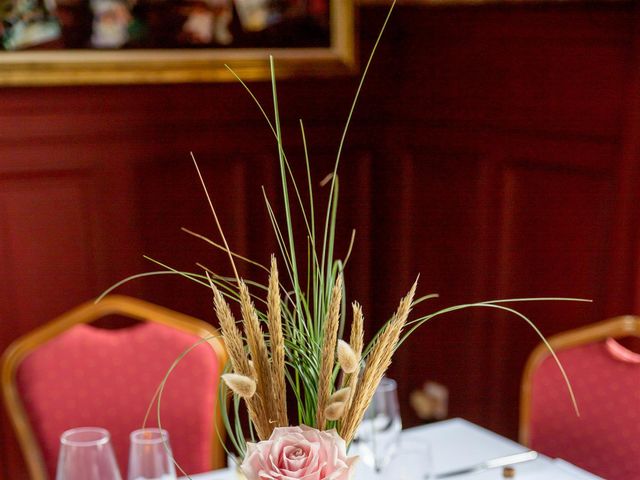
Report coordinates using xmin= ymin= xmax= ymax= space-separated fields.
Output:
xmin=339 ymin=280 xmax=417 ymax=443
xmin=267 ymin=255 xmax=288 ymax=426
xmin=349 ymin=302 xmax=364 ymax=362
xmin=316 ymin=275 xmax=343 ymax=429
xmin=239 ymin=279 xmax=277 ymax=437
xmin=208 ymin=276 xmax=271 ymax=439
xmin=342 ymin=302 xmax=364 ymax=414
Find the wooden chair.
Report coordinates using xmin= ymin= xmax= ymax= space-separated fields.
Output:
xmin=520 ymin=315 xmax=640 ymax=479
xmin=1 ymin=295 xmax=227 ymax=480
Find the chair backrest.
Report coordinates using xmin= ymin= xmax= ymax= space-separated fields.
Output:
xmin=1 ymin=295 xmax=227 ymax=479
xmin=520 ymin=315 xmax=640 ymax=479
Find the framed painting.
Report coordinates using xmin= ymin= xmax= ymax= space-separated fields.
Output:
xmin=0 ymin=0 xmax=355 ymax=86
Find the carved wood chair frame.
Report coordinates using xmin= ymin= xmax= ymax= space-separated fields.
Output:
xmin=1 ymin=295 xmax=228 ymax=480
xmin=519 ymin=315 xmax=640 ymax=446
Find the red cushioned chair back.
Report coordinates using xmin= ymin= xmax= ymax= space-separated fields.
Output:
xmin=17 ymin=321 xmax=221 ymax=478
xmin=521 ymin=317 xmax=640 ymax=480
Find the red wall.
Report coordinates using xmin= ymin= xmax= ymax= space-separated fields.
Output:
xmin=2 ymin=2 xmax=640 ymax=477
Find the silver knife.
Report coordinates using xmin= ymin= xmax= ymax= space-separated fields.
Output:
xmin=434 ymin=450 xmax=538 ymax=478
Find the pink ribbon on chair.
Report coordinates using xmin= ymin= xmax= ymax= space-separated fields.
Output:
xmin=605 ymin=337 xmax=640 ymax=364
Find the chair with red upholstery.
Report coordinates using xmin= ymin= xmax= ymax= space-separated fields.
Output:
xmin=1 ymin=295 xmax=227 ymax=480
xmin=520 ymin=315 xmax=640 ymax=479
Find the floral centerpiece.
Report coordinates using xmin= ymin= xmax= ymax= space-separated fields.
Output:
xmin=104 ymin=2 xmax=584 ymax=478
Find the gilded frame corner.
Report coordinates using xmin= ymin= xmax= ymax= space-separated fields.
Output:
xmin=0 ymin=0 xmax=356 ymax=86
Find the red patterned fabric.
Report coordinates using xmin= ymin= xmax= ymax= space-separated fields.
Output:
xmin=529 ymin=339 xmax=640 ymax=479
xmin=17 ymin=322 xmax=221 ymax=478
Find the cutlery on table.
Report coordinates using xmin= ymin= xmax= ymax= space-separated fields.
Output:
xmin=434 ymin=450 xmax=538 ymax=478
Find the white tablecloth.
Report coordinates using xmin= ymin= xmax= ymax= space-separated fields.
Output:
xmin=181 ymin=418 xmax=601 ymax=479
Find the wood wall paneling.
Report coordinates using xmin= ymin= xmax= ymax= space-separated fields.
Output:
xmin=392 ymin=4 xmax=630 ymax=139
xmin=1 ymin=173 xmax=96 ymax=326
xmin=383 ymin=147 xmax=490 ymax=426
xmin=618 ymin=3 xmax=640 ymax=316
xmin=135 ymin=153 xmax=249 ymax=318
xmin=0 ymin=170 xmax=101 ymax=478
xmin=490 ymin=142 xmax=615 ymax=436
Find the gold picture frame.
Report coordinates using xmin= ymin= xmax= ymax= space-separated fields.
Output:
xmin=0 ymin=1 xmax=355 ymax=86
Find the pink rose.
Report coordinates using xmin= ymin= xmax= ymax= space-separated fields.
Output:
xmin=240 ymin=425 xmax=358 ymax=480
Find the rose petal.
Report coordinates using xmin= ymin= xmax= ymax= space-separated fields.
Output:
xmin=282 ymin=444 xmax=309 ymax=471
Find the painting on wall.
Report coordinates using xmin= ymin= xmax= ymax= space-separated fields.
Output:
xmin=0 ymin=0 xmax=354 ymax=85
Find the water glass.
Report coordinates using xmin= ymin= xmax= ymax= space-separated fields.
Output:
xmin=385 ymin=439 xmax=434 ymax=479
xmin=56 ymin=427 xmax=122 ymax=480
xmin=353 ymin=377 xmax=402 ymax=474
xmin=127 ymin=428 xmax=177 ymax=480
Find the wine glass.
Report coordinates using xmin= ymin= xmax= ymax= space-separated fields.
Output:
xmin=385 ymin=439 xmax=434 ymax=480
xmin=353 ymin=377 xmax=402 ymax=475
xmin=127 ymin=428 xmax=177 ymax=480
xmin=56 ymin=427 xmax=122 ymax=480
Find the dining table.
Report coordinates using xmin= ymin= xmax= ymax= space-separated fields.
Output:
xmin=180 ymin=417 xmax=602 ymax=479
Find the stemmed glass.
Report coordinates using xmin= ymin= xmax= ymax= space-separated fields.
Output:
xmin=385 ymin=439 xmax=434 ymax=480
xmin=127 ymin=428 xmax=177 ymax=480
xmin=352 ymin=377 xmax=402 ymax=475
xmin=56 ymin=427 xmax=122 ymax=480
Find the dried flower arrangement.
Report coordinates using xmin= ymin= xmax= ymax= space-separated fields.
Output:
xmin=101 ymin=2 xmax=586 ymax=478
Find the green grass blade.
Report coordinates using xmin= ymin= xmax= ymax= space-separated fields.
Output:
xmin=320 ymin=0 xmax=397 ymax=303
